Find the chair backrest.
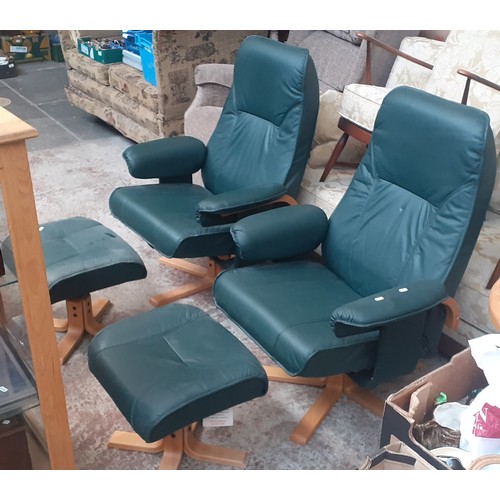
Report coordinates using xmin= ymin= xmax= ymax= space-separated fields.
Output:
xmin=287 ymin=30 xmax=418 ymax=92
xmin=423 ymin=31 xmax=500 ymax=151
xmin=423 ymin=31 xmax=500 ymax=214
xmin=202 ymin=35 xmax=319 ymax=199
xmin=322 ymin=86 xmax=497 ymax=297
xmin=385 ymin=36 xmax=445 ymax=90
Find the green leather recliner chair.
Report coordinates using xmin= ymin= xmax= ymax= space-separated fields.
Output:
xmin=213 ymin=86 xmax=497 ymax=445
xmin=109 ymin=35 xmax=319 ymax=307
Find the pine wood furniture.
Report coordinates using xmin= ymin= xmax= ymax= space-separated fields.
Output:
xmin=0 ymin=107 xmax=75 ymax=469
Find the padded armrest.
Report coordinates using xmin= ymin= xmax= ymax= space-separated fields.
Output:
xmin=122 ymin=136 xmax=206 ymax=180
xmin=196 ymin=183 xmax=288 ymax=226
xmin=230 ymin=204 xmax=328 ymax=263
xmin=331 ymin=279 xmax=448 ymax=337
xmin=194 ymin=63 xmax=234 ymax=88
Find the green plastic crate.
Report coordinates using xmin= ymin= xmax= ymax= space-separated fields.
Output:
xmin=77 ymin=37 xmax=122 ymax=64
xmin=50 ymin=44 xmax=64 ymax=63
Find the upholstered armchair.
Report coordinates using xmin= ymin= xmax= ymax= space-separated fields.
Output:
xmin=109 ymin=35 xmax=319 ymax=307
xmin=213 ymin=86 xmax=497 ymax=445
xmin=320 ymin=30 xmax=500 ymax=181
xmin=184 ymin=30 xmax=418 ymax=149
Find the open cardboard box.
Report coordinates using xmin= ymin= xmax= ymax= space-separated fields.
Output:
xmin=359 ymin=437 xmax=436 ymax=470
xmin=380 ymin=347 xmax=487 ymax=470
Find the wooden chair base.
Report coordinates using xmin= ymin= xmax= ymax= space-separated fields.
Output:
xmin=149 ymin=258 xmax=222 ymax=307
xmin=53 ymin=294 xmax=110 ymax=365
xmin=264 ymin=365 xmax=384 ymax=445
xmin=108 ymin=422 xmax=249 ymax=470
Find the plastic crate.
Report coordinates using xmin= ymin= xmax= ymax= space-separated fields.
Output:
xmin=122 ymin=49 xmax=142 ymax=71
xmin=77 ymin=37 xmax=123 ymax=64
xmin=122 ymin=30 xmax=151 ymax=56
xmin=50 ymin=44 xmax=64 ymax=63
xmin=136 ymin=32 xmax=156 ymax=86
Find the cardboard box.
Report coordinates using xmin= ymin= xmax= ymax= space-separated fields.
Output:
xmin=0 ymin=33 xmax=51 ymax=63
xmin=359 ymin=438 xmax=436 ymax=470
xmin=380 ymin=347 xmax=487 ymax=469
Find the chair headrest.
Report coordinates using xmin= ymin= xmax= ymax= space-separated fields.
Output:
xmin=372 ymin=86 xmax=494 ymax=207
xmin=233 ymin=35 xmax=313 ymax=127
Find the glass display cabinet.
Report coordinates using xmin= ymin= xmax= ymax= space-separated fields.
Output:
xmin=0 ymin=107 xmax=75 ymax=469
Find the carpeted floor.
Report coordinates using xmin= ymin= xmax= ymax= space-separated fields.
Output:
xmin=0 ymin=60 xmax=447 ymax=471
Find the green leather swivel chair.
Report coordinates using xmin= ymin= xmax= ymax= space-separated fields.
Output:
xmin=109 ymin=35 xmax=319 ymax=307
xmin=213 ymin=86 xmax=497 ymax=445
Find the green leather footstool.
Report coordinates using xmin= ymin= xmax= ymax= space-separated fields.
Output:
xmin=88 ymin=303 xmax=269 ymax=470
xmin=2 ymin=216 xmax=147 ymax=364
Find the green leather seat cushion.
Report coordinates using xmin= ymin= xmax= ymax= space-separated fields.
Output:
xmin=109 ymin=183 xmax=234 ymax=258
xmin=2 ymin=217 xmax=147 ymax=304
xmin=214 ymin=261 xmax=379 ymax=377
xmin=88 ymin=304 xmax=268 ymax=442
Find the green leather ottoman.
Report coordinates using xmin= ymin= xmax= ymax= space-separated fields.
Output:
xmin=2 ymin=216 xmax=147 ymax=364
xmin=88 ymin=303 xmax=268 ymax=470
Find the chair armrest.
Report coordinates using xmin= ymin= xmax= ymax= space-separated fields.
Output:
xmin=230 ymin=205 xmax=328 ymax=263
xmin=196 ymin=183 xmax=292 ymax=227
xmin=356 ymin=32 xmax=433 ymax=85
xmin=122 ymin=136 xmax=206 ymax=180
xmin=331 ymin=279 xmax=448 ymax=337
xmin=458 ymin=68 xmax=500 ymax=105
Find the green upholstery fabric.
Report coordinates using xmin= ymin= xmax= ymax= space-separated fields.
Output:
xmin=325 ymin=87 xmax=497 ymax=298
xmin=214 ymin=261 xmax=376 ymax=377
xmin=196 ymin=183 xmax=287 ymax=224
xmin=109 ymin=35 xmax=319 ymax=259
xmin=202 ymin=36 xmax=319 ymax=198
xmin=230 ymin=204 xmax=328 ymax=264
xmin=122 ymin=135 xmax=206 ymax=180
xmin=2 ymin=217 xmax=147 ymax=304
xmin=88 ymin=304 xmax=268 ymax=442
xmin=214 ymin=87 xmax=497 ymax=387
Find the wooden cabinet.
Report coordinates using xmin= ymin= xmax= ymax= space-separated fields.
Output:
xmin=0 ymin=416 xmax=31 ymax=469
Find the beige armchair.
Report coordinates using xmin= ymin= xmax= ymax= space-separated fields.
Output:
xmin=320 ymin=31 xmax=500 ymax=181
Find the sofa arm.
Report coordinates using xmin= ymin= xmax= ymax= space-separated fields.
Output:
xmin=122 ymin=136 xmax=206 ymax=180
xmin=331 ymin=280 xmax=448 ymax=337
xmin=230 ymin=205 xmax=328 ymax=263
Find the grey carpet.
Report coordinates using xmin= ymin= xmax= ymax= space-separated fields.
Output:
xmin=2 ymin=133 xmax=446 ymax=470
